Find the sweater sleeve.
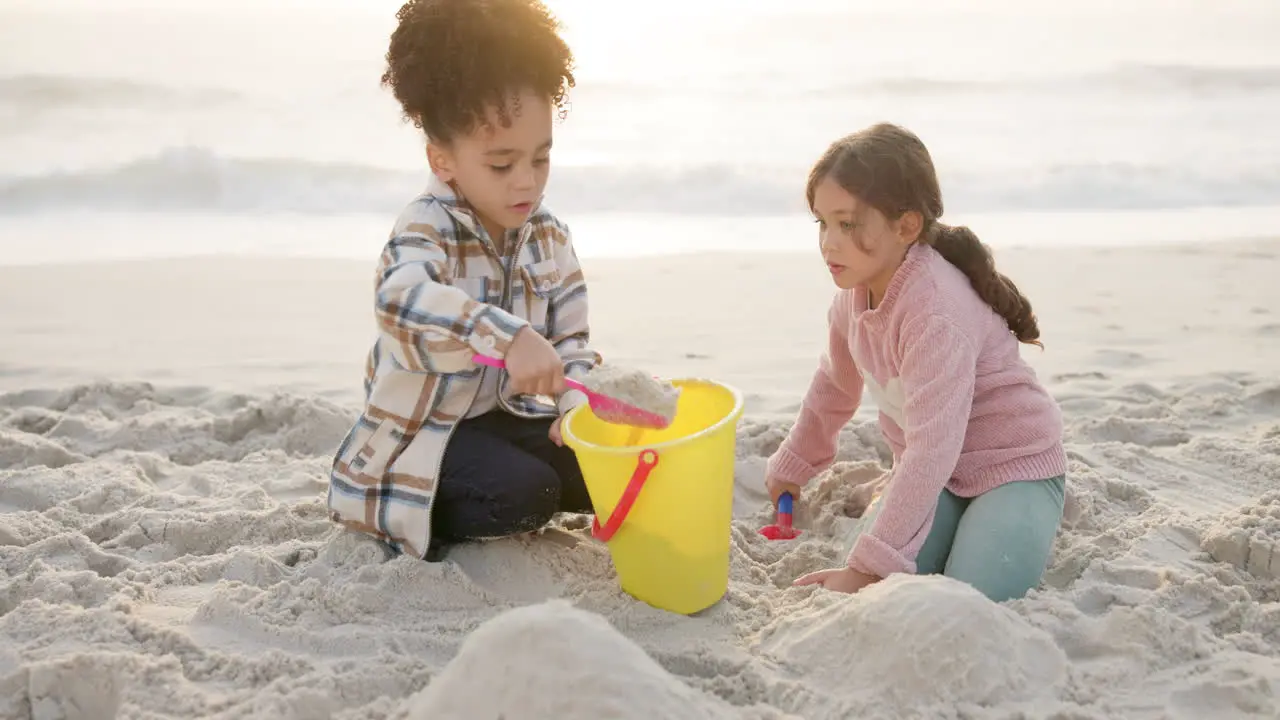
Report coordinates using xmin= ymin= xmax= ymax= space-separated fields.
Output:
xmin=847 ymin=313 xmax=978 ymax=576
xmin=766 ymin=294 xmax=863 ymax=486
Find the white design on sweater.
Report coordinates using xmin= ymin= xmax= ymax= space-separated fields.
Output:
xmin=862 ymin=372 xmax=907 ymax=428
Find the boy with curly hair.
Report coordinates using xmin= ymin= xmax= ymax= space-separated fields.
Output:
xmin=328 ymin=0 xmax=599 ymax=562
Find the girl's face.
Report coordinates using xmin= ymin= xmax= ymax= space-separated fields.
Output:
xmin=427 ymin=89 xmax=553 ymax=244
xmin=811 ymin=175 xmax=913 ymax=295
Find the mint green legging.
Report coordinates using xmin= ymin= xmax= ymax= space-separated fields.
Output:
xmin=844 ymin=476 xmax=1066 ymax=602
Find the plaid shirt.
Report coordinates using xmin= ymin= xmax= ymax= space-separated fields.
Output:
xmin=327 ymin=176 xmax=599 ymax=559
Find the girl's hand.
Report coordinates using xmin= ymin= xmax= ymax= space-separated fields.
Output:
xmin=793 ymin=566 xmax=880 ymax=594
xmin=548 ymin=416 xmax=564 ymax=447
xmin=766 ymin=474 xmax=803 ymax=508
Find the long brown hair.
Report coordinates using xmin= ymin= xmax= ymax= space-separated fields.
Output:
xmin=806 ymin=123 xmax=1042 ymax=346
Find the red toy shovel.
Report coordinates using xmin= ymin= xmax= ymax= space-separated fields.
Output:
xmin=759 ymin=491 xmax=801 ymax=540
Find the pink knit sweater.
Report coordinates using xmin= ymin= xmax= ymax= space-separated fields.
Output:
xmin=767 ymin=243 xmax=1067 ymax=578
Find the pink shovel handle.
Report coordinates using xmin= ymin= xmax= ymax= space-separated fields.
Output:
xmin=472 ymin=354 xmax=589 ymax=394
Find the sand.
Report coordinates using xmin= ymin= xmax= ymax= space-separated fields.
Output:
xmin=2 ymin=239 xmax=1280 ymax=719
xmin=581 ymin=363 xmax=681 ymax=426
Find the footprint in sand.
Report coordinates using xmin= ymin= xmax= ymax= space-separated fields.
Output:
xmin=1074 ymin=416 xmax=1191 ymax=448
xmin=1093 ymin=349 xmax=1151 ymax=368
xmin=1053 ymin=371 xmax=1110 ymax=383
xmin=1245 ymin=384 xmax=1280 ymax=413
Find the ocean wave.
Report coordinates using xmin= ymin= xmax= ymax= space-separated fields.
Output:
xmin=582 ymin=64 xmax=1280 ymax=99
xmin=0 ymin=74 xmax=240 ymax=111
xmin=817 ymin=64 xmax=1280 ymax=99
xmin=5 ymin=63 xmax=1277 ymax=115
xmin=1 ymin=147 xmax=1278 ymax=216
xmin=1101 ymin=64 xmax=1280 ymax=92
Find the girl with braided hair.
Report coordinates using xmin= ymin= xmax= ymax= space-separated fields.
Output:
xmin=767 ymin=123 xmax=1068 ymax=602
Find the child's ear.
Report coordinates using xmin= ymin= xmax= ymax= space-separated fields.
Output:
xmin=897 ymin=210 xmax=923 ymax=245
xmin=426 ymin=140 xmax=454 ymax=182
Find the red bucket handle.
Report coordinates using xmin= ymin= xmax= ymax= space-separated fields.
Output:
xmin=591 ymin=449 xmax=660 ymax=542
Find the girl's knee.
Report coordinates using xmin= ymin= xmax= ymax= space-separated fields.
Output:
xmin=944 ymin=550 xmax=1051 ymax=603
xmin=943 ymin=476 xmax=1066 ymax=602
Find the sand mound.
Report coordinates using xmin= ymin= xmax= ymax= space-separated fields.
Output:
xmin=763 ymin=574 xmax=1066 ymax=708
xmin=403 ymin=600 xmax=733 ymax=720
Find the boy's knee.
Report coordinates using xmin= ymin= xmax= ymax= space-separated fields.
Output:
xmin=503 ymin=462 xmax=562 ymax=532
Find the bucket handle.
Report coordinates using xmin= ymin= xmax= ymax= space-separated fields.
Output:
xmin=591 ymin=449 xmax=660 ymax=542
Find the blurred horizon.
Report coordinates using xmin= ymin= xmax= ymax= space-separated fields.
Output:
xmin=2 ymin=0 xmax=1278 ymax=262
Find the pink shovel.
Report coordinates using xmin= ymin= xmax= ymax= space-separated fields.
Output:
xmin=472 ymin=354 xmax=674 ymax=430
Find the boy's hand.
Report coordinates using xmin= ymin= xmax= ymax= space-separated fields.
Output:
xmin=766 ymin=474 xmax=803 ymax=509
xmin=549 ymin=416 xmax=564 ymax=447
xmin=793 ymin=566 xmax=880 ymax=594
xmin=505 ymin=327 xmax=566 ymax=397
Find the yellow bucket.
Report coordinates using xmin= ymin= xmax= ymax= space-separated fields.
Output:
xmin=562 ymin=378 xmax=744 ymax=615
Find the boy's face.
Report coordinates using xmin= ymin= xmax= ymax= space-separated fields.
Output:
xmin=427 ymin=89 xmax=553 ymax=242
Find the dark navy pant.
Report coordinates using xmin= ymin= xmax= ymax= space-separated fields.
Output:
xmin=429 ymin=411 xmax=591 ymax=558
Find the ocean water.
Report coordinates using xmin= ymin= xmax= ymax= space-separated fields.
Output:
xmin=1 ymin=0 xmax=1279 ymax=264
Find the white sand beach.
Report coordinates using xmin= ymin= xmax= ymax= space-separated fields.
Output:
xmin=2 ymin=239 xmax=1279 ymax=719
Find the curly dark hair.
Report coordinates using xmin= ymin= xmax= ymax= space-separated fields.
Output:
xmin=380 ymin=0 xmax=575 ymax=142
